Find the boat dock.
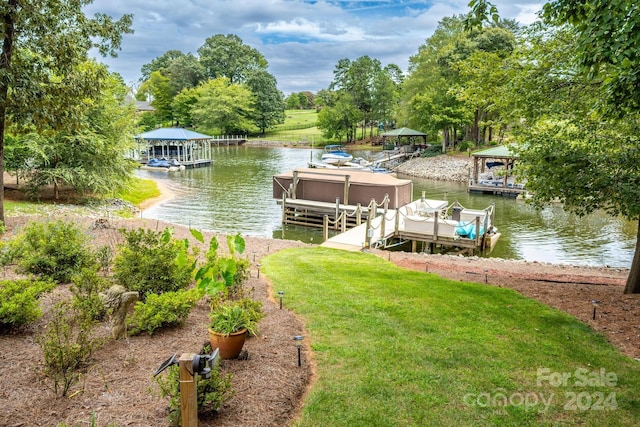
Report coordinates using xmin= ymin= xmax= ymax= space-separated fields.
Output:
xmin=273 ymin=168 xmax=500 ymax=255
xmin=468 ymin=182 xmax=524 ymax=197
xmin=321 ymin=199 xmax=499 ymax=255
xmin=468 ymin=145 xmax=527 ymax=197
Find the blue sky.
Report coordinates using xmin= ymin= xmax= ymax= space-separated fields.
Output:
xmin=84 ymin=1 xmax=543 ymax=95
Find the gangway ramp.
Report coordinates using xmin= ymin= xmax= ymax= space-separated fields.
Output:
xmin=321 ymin=209 xmax=397 ymax=251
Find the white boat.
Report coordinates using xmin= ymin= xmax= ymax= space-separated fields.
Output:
xmin=320 ymin=145 xmax=353 ymax=166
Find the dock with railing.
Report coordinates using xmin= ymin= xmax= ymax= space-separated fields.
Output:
xmin=319 ymin=197 xmax=500 ymax=255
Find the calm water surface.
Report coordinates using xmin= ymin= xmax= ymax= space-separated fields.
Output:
xmin=137 ymin=146 xmax=636 ymax=268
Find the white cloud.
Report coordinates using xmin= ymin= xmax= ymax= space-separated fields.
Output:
xmin=84 ymin=0 xmax=546 ymax=93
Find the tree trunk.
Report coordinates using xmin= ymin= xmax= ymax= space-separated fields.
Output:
xmin=624 ymin=219 xmax=640 ymax=293
xmin=0 ymin=0 xmax=18 ymax=224
xmin=473 ymin=109 xmax=480 ymax=145
xmin=441 ymin=127 xmax=448 ymax=153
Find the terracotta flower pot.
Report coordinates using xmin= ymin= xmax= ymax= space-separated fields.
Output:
xmin=208 ymin=327 xmax=247 ymax=359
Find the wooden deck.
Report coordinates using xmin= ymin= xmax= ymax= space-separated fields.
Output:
xmin=322 ymin=210 xmax=396 ymax=251
xmin=278 ymin=198 xmax=369 ymax=229
xmin=468 ymin=183 xmax=525 ymax=197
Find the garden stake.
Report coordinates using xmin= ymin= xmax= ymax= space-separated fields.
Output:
xmin=278 ymin=290 xmax=284 ymax=309
xmin=293 ymin=336 xmax=303 ymax=367
xmin=592 ymin=300 xmax=600 ymax=320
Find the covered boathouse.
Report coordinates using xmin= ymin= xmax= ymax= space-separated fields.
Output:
xmin=273 ymin=168 xmax=413 ymax=228
xmin=134 ymin=127 xmax=214 ymax=168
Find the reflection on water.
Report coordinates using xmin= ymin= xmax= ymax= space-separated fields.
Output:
xmin=138 ymin=146 xmax=635 ymax=267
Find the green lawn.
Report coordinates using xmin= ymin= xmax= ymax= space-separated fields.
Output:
xmin=255 ymin=109 xmax=334 ymax=144
xmin=3 ymin=176 xmax=160 ymax=218
xmin=262 ymin=247 xmax=640 ymax=426
xmin=117 ymin=176 xmax=160 ymax=206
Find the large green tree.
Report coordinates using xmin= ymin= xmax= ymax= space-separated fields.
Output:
xmin=197 ymin=34 xmax=268 ymax=83
xmin=245 ymin=70 xmax=285 ymax=135
xmin=538 ymin=0 xmax=640 ymax=294
xmin=15 ymin=64 xmax=137 ymax=198
xmin=316 ymin=92 xmax=361 ymax=143
xmin=191 ymin=77 xmax=255 ymax=134
xmin=402 ymin=15 xmax=515 ymax=150
xmin=137 ymin=71 xmax=174 ymax=124
xmin=0 ymin=0 xmax=132 ymax=221
xmin=401 ymin=16 xmax=470 ymax=150
xmin=483 ymin=1 xmax=640 ymax=294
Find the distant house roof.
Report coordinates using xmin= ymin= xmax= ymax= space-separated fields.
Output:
xmin=134 ymin=100 xmax=155 ymax=112
xmin=380 ymin=127 xmax=427 ymax=137
xmin=471 ymin=145 xmax=518 ymax=158
xmin=135 ymin=127 xmax=213 ymax=141
xmin=125 ymin=94 xmax=155 ymax=112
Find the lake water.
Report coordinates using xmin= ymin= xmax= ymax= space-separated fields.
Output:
xmin=137 ymin=146 xmax=636 ymax=268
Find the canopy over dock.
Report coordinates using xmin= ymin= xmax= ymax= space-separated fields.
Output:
xmin=273 ymin=168 xmax=413 ymax=209
xmin=134 ymin=127 xmax=213 ymax=168
xmin=469 ymin=145 xmax=525 ymax=197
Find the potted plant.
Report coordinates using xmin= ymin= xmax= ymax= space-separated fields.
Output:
xmin=208 ymin=298 xmax=264 ymax=359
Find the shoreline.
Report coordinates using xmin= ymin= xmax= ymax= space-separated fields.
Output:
xmin=137 ymin=177 xmax=175 ymax=213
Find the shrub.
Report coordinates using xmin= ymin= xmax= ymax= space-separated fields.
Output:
xmin=8 ymin=220 xmax=96 ymax=283
xmin=113 ymin=227 xmax=194 ymax=301
xmin=0 ymin=279 xmax=55 ymax=329
xmin=421 ymin=144 xmax=442 ymax=157
xmin=154 ymin=345 xmax=234 ymax=426
xmin=71 ymin=267 xmax=110 ymax=322
xmin=37 ymin=301 xmax=103 ymax=397
xmin=127 ymin=288 xmax=201 ymax=336
xmin=457 ymin=140 xmax=475 ymax=152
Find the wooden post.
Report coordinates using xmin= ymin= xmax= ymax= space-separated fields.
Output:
xmin=365 ymin=211 xmax=372 ymax=248
xmin=394 ymin=205 xmax=400 ymax=232
xmin=335 ymin=197 xmax=340 ymax=230
xmin=433 ymin=214 xmax=439 ymax=239
xmin=292 ymin=171 xmax=299 ymax=199
xmin=344 ymin=175 xmax=350 ymax=205
xmin=281 ymin=194 xmax=287 ymax=225
xmin=381 ymin=195 xmax=388 ymax=238
xmin=323 ymin=215 xmax=329 ymax=241
xmin=179 ymin=353 xmax=198 ymax=427
xmin=356 ymin=203 xmax=362 ymax=225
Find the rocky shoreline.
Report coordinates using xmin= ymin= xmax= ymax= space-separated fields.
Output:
xmin=394 ymin=154 xmax=472 ymax=181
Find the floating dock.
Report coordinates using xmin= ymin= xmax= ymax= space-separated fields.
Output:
xmin=320 ymin=199 xmax=499 ymax=255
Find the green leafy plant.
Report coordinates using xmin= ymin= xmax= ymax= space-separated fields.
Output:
xmin=95 ymin=245 xmax=114 ymax=275
xmin=70 ymin=267 xmax=109 ymax=322
xmin=0 ymin=279 xmax=55 ymax=329
xmin=38 ymin=301 xmax=103 ymax=397
xmin=187 ymin=231 xmax=249 ymax=298
xmin=154 ymin=345 xmax=234 ymax=426
xmin=457 ymin=140 xmax=475 ymax=152
xmin=209 ymin=298 xmax=263 ymax=337
xmin=113 ymin=227 xmax=195 ymax=301
xmin=8 ymin=220 xmax=96 ymax=283
xmin=127 ymin=288 xmax=202 ymax=336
